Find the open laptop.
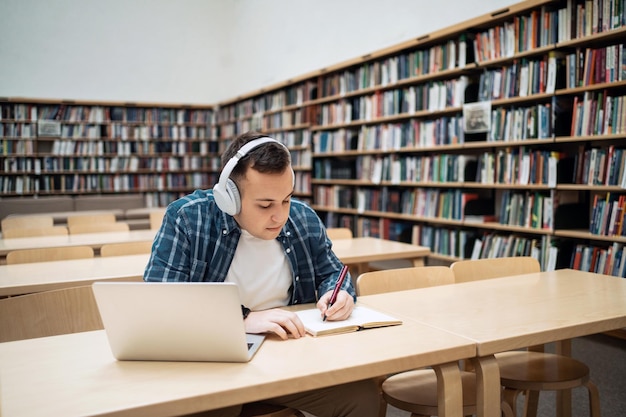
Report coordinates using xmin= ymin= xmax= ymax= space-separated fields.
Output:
xmin=92 ymin=281 xmax=265 ymax=362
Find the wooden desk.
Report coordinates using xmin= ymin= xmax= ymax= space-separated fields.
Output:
xmin=0 ymin=236 xmax=426 ymax=296
xmin=0 ymin=254 xmax=149 ymax=296
xmin=5 ymin=209 xmax=125 ymax=223
xmin=0 ymin=229 xmax=157 ymax=259
xmin=359 ymin=269 xmax=626 ymax=417
xmin=0 ymin=312 xmax=475 ymax=417
xmin=331 ymin=237 xmax=430 ymax=277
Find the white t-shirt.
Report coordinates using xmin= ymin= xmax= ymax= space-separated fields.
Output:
xmin=225 ymin=229 xmax=292 ymax=310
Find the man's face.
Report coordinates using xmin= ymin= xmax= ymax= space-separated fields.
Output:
xmin=233 ymin=167 xmax=293 ymax=240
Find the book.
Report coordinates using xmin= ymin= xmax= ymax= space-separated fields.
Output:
xmin=295 ymin=305 xmax=402 ymax=337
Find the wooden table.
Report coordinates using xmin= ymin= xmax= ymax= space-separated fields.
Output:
xmin=0 ymin=229 xmax=157 ymax=259
xmin=331 ymin=237 xmax=429 ymax=277
xmin=358 ymin=269 xmax=626 ymax=417
xmin=0 ymin=310 xmax=475 ymax=417
xmin=0 ymin=254 xmax=149 ymax=296
xmin=0 ymin=236 xmax=427 ymax=293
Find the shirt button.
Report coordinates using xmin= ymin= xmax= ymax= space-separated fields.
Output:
xmin=286 ymin=231 xmax=291 ymax=236
xmin=222 ymin=229 xmax=227 ymax=235
xmin=295 ymin=276 xmax=299 ymax=281
xmin=286 ymin=248 xmax=291 ymax=253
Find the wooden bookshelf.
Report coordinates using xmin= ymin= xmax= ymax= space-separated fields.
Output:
xmin=0 ymin=98 xmax=216 ymax=207
xmin=214 ymin=81 xmax=316 ymax=201
xmin=2 ymin=0 xmax=626 ymax=282
xmin=295 ymin=0 xmax=626 ymax=280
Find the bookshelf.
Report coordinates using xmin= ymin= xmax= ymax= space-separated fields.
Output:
xmin=0 ymin=98 xmax=216 ymax=207
xmin=300 ymin=0 xmax=626 ymax=280
xmin=2 ymin=1 xmax=625 ymax=289
xmin=214 ymin=80 xmax=317 ymax=202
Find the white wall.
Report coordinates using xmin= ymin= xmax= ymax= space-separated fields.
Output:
xmin=0 ymin=0 xmax=515 ymax=104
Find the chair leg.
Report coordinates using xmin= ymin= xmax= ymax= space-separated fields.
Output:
xmin=502 ymin=388 xmax=523 ymax=417
xmin=585 ymin=380 xmax=601 ymax=417
xmin=522 ymin=390 xmax=539 ymax=417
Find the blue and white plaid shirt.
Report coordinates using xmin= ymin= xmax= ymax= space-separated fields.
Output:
xmin=144 ymin=189 xmax=355 ymax=305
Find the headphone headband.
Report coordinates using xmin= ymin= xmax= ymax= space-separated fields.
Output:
xmin=213 ymin=136 xmax=291 ymax=216
xmin=217 ymin=136 xmax=280 ymax=189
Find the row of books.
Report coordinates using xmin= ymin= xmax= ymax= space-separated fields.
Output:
xmin=0 ymin=122 xmax=36 ymax=138
xmin=261 ymin=109 xmax=307 ymax=131
xmin=499 ymin=190 xmax=554 ymax=229
xmin=570 ymin=242 xmax=626 ymax=277
xmin=318 ymin=37 xmax=468 ymax=97
xmin=1 ymin=157 xmax=218 ymax=175
xmin=107 ymin=125 xmax=212 ymax=140
xmin=559 ymin=0 xmax=626 ymax=41
xmin=37 ymin=155 xmax=220 ymax=174
xmin=289 ymin=149 xmax=312 ymax=168
xmin=316 ymin=78 xmax=467 ymax=126
xmin=569 ymin=145 xmax=626 ymax=186
xmin=474 ymin=149 xmax=559 ymax=186
xmin=0 ymin=172 xmax=216 ymax=194
xmin=313 ymin=118 xmax=465 ymax=154
xmin=476 ymin=54 xmax=560 ymax=101
xmin=590 ymin=193 xmax=626 ymax=236
xmin=570 ymin=92 xmax=626 ymax=136
xmin=0 ymin=139 xmax=34 ymax=155
xmin=35 ymin=105 xmax=213 ymax=124
xmin=488 ymin=102 xmax=554 ymax=141
xmin=472 ymin=7 xmax=558 ymax=62
xmin=49 ymin=139 xmax=215 ymax=157
xmin=469 ymin=233 xmax=557 ymax=271
xmin=565 ymin=44 xmax=626 ymax=88
xmin=412 ymin=224 xmax=475 ymax=259
xmin=215 ymin=81 xmax=315 ymax=122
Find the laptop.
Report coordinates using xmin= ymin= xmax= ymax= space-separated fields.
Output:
xmin=92 ymin=281 xmax=265 ymax=362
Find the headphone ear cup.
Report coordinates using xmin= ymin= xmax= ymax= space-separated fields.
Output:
xmin=225 ymin=179 xmax=241 ymax=215
xmin=213 ymin=179 xmax=241 ymax=216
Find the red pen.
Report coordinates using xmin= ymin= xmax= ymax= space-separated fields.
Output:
xmin=323 ymin=265 xmax=349 ymax=321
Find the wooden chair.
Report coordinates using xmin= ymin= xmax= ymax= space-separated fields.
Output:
xmin=451 ymin=257 xmax=601 ymax=417
xmin=69 ymin=222 xmax=130 ymax=234
xmin=1 ymin=215 xmax=54 ymax=231
xmin=357 ymin=266 xmax=479 ymax=417
xmin=66 ymin=213 xmax=117 ymax=227
xmin=149 ymin=208 xmax=166 ymax=230
xmin=6 ymin=246 xmax=95 ymax=265
xmin=100 ymin=241 xmax=153 ymax=257
xmin=0 ymin=285 xmax=103 ymax=342
xmin=356 ymin=265 xmax=454 ymax=296
xmin=2 ymin=225 xmax=68 ymax=238
xmin=326 ymin=227 xmax=353 ymax=240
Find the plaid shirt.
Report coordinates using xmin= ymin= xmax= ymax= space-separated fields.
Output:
xmin=144 ymin=189 xmax=355 ymax=305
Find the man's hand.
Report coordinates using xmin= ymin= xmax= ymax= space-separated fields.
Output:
xmin=244 ymin=308 xmax=306 ymax=340
xmin=317 ymin=290 xmax=354 ymax=321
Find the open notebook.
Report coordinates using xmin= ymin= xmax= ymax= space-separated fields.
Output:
xmin=295 ymin=305 xmax=402 ymax=336
xmin=92 ymin=281 xmax=265 ymax=362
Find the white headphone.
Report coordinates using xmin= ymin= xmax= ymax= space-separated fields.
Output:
xmin=213 ymin=137 xmax=293 ymax=215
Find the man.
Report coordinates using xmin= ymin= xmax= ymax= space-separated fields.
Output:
xmin=144 ymin=131 xmax=380 ymax=417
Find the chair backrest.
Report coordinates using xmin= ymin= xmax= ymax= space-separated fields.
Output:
xmin=66 ymin=213 xmax=117 ymax=227
xmin=450 ymin=256 xmax=541 ymax=283
xmin=2 ymin=226 xmax=68 ymax=239
xmin=100 ymin=240 xmax=153 ymax=257
xmin=149 ymin=209 xmax=166 ymax=230
xmin=1 ymin=215 xmax=54 ymax=231
xmin=69 ymin=222 xmax=130 ymax=235
xmin=326 ymin=227 xmax=353 ymax=240
xmin=0 ymin=285 xmax=103 ymax=342
xmin=356 ymin=266 xmax=455 ymax=296
xmin=6 ymin=246 xmax=95 ymax=265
